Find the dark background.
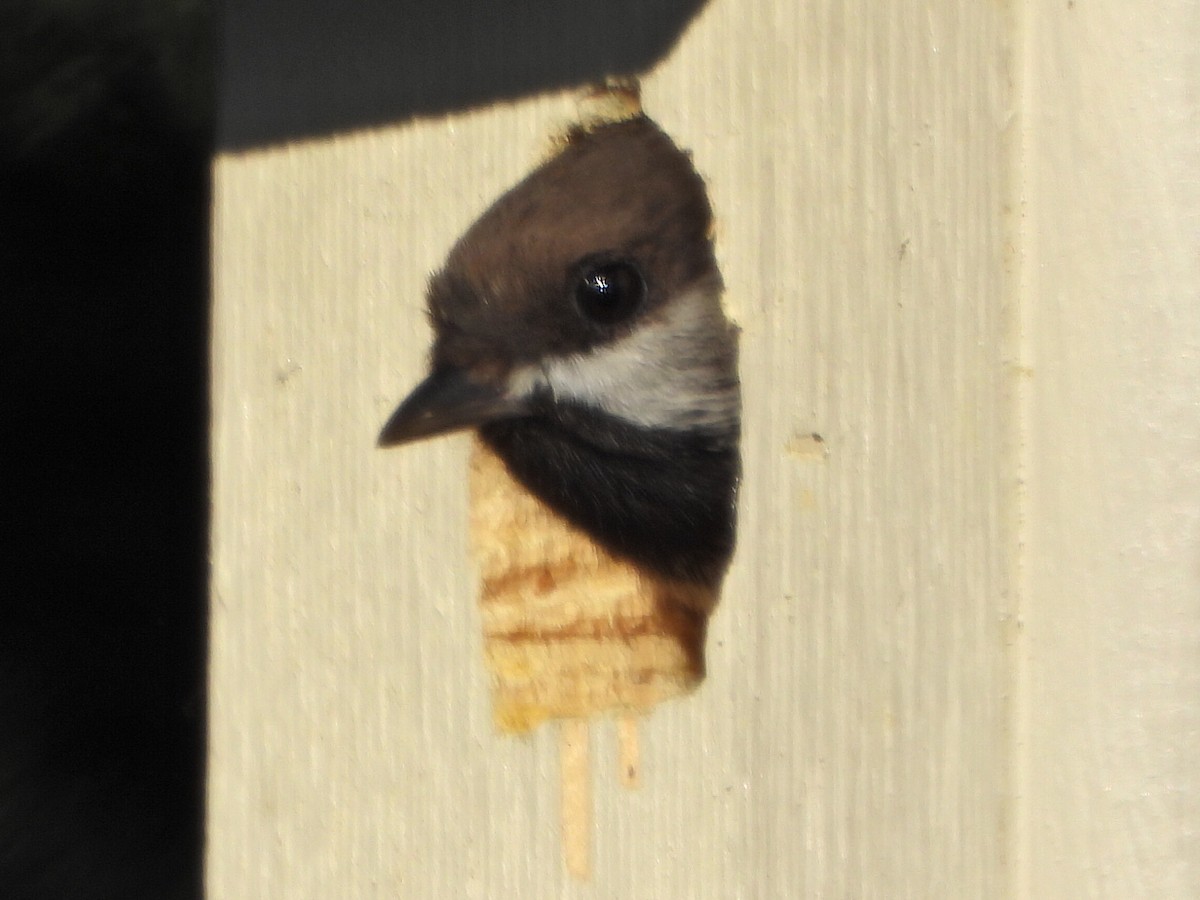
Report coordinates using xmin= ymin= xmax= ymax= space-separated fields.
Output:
xmin=2 ymin=2 xmax=213 ymax=897
xmin=0 ymin=1 xmax=704 ymax=895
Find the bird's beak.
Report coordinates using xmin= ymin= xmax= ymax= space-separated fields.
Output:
xmin=377 ymin=366 xmax=529 ymax=447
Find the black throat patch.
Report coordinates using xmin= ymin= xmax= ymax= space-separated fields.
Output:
xmin=480 ymin=400 xmax=740 ymax=586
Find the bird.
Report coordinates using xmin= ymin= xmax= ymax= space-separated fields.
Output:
xmin=379 ymin=115 xmax=741 ymax=588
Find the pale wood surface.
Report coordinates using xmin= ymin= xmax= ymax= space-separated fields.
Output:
xmin=1018 ymin=2 xmax=1200 ymax=896
xmin=210 ymin=2 xmax=1019 ymax=895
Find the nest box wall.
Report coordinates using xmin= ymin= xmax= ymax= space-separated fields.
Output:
xmin=208 ymin=0 xmax=1200 ymax=896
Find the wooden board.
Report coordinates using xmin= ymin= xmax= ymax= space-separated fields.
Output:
xmin=203 ymin=0 xmax=1200 ymax=895
xmin=1017 ymin=2 xmax=1200 ymax=895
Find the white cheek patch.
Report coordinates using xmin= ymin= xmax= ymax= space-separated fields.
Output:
xmin=508 ymin=284 xmax=740 ymax=434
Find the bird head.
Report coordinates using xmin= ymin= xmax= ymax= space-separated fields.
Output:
xmin=380 ymin=116 xmax=740 ymax=585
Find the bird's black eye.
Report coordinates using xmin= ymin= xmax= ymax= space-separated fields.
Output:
xmin=573 ymin=261 xmax=645 ymax=325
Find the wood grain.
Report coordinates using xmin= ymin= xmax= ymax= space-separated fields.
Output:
xmin=210 ymin=1 xmax=1019 ymax=895
xmin=470 ymin=441 xmax=715 ymax=734
xmin=1018 ymin=2 xmax=1200 ymax=895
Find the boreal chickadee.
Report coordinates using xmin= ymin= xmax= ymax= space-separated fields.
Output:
xmin=379 ymin=116 xmax=740 ymax=587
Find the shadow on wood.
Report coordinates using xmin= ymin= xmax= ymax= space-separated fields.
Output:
xmin=218 ymin=0 xmax=708 ymax=149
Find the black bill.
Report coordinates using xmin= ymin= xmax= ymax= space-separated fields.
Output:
xmin=378 ymin=366 xmax=528 ymax=447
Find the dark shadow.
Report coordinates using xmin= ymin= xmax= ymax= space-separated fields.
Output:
xmin=1 ymin=2 xmax=212 ymax=897
xmin=219 ymin=0 xmax=707 ymax=149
